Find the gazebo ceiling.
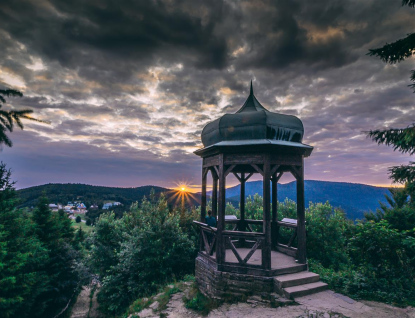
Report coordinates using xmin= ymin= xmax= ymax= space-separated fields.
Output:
xmin=201 ymin=82 xmax=306 ymax=148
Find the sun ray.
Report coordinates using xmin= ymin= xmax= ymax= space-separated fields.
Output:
xmin=166 ymin=180 xmax=199 ymax=207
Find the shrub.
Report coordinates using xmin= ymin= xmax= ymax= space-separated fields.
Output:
xmin=305 ymin=202 xmax=352 ymax=269
xmin=75 ymin=215 xmax=81 ymax=223
xmin=95 ymin=195 xmax=196 ymax=315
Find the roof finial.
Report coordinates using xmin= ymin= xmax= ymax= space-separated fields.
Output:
xmin=250 ymin=80 xmax=253 ymax=95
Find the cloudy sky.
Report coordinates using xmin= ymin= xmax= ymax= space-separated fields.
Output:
xmin=1 ymin=0 xmax=415 ymax=190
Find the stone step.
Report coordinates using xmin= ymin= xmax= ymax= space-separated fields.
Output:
xmin=274 ymin=271 xmax=320 ymax=290
xmin=283 ymin=281 xmax=328 ymax=299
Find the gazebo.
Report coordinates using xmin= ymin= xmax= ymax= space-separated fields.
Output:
xmin=193 ymin=83 xmax=327 ymax=299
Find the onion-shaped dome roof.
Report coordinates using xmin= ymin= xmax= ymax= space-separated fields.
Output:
xmin=201 ymin=82 xmax=305 ymax=147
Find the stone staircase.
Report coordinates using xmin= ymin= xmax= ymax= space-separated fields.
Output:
xmin=274 ymin=271 xmax=328 ymax=299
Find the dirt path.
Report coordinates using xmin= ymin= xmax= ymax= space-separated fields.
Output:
xmin=70 ymin=286 xmax=102 ymax=318
xmin=70 ymin=287 xmax=91 ymax=318
xmin=71 ymin=283 xmax=415 ymax=318
xmin=132 ymin=289 xmax=415 ymax=318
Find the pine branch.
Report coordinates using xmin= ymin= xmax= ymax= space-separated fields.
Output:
xmin=0 ymin=126 xmax=13 ymax=147
xmin=402 ymin=0 xmax=415 ymax=8
xmin=410 ymin=70 xmax=415 ymax=92
xmin=0 ymin=89 xmax=23 ymax=99
xmin=367 ymin=125 xmax=415 ymax=154
xmin=389 ymin=162 xmax=415 ymax=184
xmin=367 ymin=33 xmax=415 ymax=63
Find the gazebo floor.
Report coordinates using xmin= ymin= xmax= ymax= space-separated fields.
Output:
xmin=207 ymin=248 xmax=301 ymax=270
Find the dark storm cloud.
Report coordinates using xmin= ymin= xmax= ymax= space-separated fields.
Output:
xmin=1 ymin=0 xmax=415 ymax=189
xmin=0 ymin=0 xmax=231 ymax=85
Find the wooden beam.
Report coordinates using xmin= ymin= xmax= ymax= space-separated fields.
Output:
xmin=243 ymin=238 xmax=262 ymax=264
xmin=210 ymin=166 xmax=218 ymax=179
xmin=213 ymin=165 xmax=219 ymax=179
xmin=244 ymin=172 xmax=254 ymax=182
xmin=225 ymin=164 xmax=236 ymax=177
xmin=262 ymin=154 xmax=271 ymax=270
xmin=216 ymin=154 xmax=226 ymax=265
xmin=271 ymin=174 xmax=278 ymax=248
xmin=222 ymin=230 xmax=264 ymax=238
xmin=273 ymin=171 xmax=284 ymax=183
xmin=233 ymin=172 xmax=242 ymax=182
xmin=202 ymin=167 xmax=209 ymax=179
xmin=200 ymin=167 xmax=207 ymax=252
xmin=270 ymin=164 xmax=280 ymax=177
xmin=240 ymin=172 xmax=245 ymax=222
xmin=296 ymin=158 xmax=307 ymax=264
xmin=288 ymin=165 xmax=301 ymax=180
xmin=212 ymin=174 xmax=218 ymax=218
xmin=251 ymin=164 xmax=264 ymax=176
xmin=208 ymin=236 xmax=216 ymax=255
xmin=228 ymin=237 xmax=243 ymax=264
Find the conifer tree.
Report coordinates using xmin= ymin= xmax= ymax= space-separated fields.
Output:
xmin=0 ymin=89 xmax=46 ymax=147
xmin=0 ymin=163 xmax=47 ymax=318
xmin=367 ymin=0 xmax=415 ymax=195
xmin=31 ymin=195 xmax=79 ymax=318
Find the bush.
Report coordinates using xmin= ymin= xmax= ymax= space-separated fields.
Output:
xmin=306 ymin=202 xmax=352 ymax=269
xmin=75 ymin=215 xmax=81 ymax=223
xmin=94 ymin=195 xmax=196 ymax=315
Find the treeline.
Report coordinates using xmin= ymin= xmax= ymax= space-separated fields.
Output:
xmin=16 ymin=183 xmax=170 ymax=209
xmin=2 ymin=163 xmax=415 ymax=317
xmin=0 ymin=164 xmax=89 ymax=318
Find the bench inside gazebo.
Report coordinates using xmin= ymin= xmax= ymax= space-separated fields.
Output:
xmin=193 ymin=82 xmax=328 ymax=299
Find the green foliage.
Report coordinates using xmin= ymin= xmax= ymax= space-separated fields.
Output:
xmin=0 ymin=163 xmax=48 ymax=318
xmin=244 ymin=193 xmax=264 ymax=220
xmin=310 ymin=219 xmax=415 ymax=305
xmin=0 ymin=162 xmax=88 ymax=317
xmin=30 ymin=195 xmax=82 ymax=318
xmin=16 ymin=183 xmax=189 ymax=223
xmin=367 ymin=1 xmax=415 ymax=191
xmin=88 ymin=212 xmax=122 ymax=278
xmin=75 ymin=215 xmax=82 ymax=223
xmin=0 ymin=89 xmax=46 ymax=147
xmin=305 ymin=202 xmax=353 ymax=269
xmin=349 ymin=220 xmax=415 ymax=279
xmin=92 ymin=195 xmax=196 ymax=315
xmin=183 ymin=285 xmax=220 ymax=316
xmin=236 ymin=192 xmax=415 ymax=305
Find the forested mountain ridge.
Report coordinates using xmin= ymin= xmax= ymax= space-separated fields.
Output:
xmin=17 ymin=180 xmax=391 ymax=220
xmin=211 ymin=180 xmax=391 ymax=220
xmin=16 ymin=183 xmax=177 ymax=208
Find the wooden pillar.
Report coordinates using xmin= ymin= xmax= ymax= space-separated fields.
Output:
xmin=296 ymin=159 xmax=307 ymax=264
xmin=271 ymin=175 xmax=277 ymax=249
xmin=212 ymin=172 xmax=218 ymax=218
xmin=240 ymin=173 xmax=246 ymax=221
xmin=201 ymin=168 xmax=207 ymax=222
xmin=200 ymin=167 xmax=207 ymax=252
xmin=262 ymin=155 xmax=271 ymax=270
xmin=216 ymin=154 xmax=226 ymax=265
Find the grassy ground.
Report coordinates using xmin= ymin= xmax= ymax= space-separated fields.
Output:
xmin=71 ymin=219 xmax=93 ymax=233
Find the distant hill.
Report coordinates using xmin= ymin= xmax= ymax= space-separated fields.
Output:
xmin=208 ymin=180 xmax=391 ymax=220
xmin=17 ymin=180 xmax=391 ymax=220
xmin=16 ymin=183 xmax=200 ymax=209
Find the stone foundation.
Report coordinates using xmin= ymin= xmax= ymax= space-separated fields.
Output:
xmin=195 ymin=255 xmax=274 ymax=299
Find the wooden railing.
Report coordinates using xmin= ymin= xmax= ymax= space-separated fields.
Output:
xmin=224 ymin=219 xmax=262 ymax=232
xmin=193 ymin=221 xmax=217 ymax=256
xmin=276 ymin=218 xmax=298 ymax=257
xmin=222 ymin=230 xmax=264 ymax=266
xmin=194 ymin=217 xmax=300 ymax=267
